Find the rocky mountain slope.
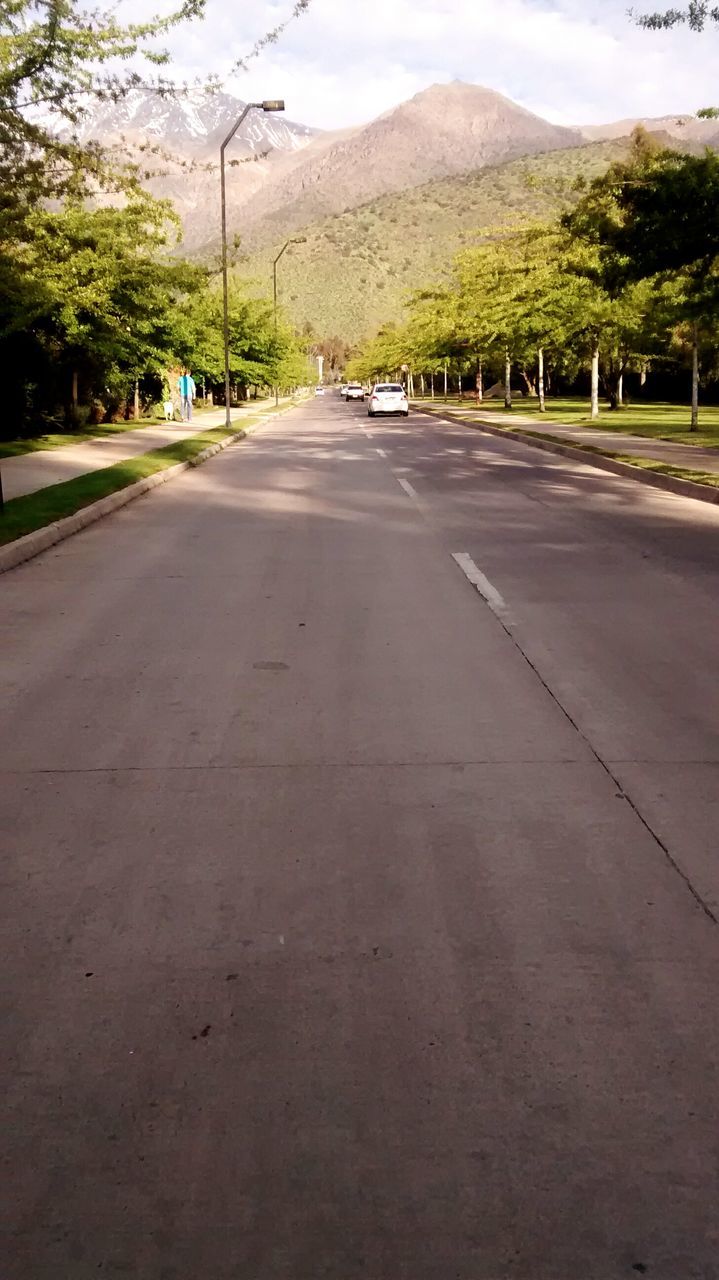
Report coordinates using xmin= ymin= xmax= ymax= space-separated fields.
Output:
xmin=52 ymin=88 xmax=318 ymax=251
xmin=64 ymin=85 xmax=711 ymax=282
xmin=579 ymin=113 xmax=719 ymax=146
xmin=217 ymin=81 xmax=583 ymax=251
xmin=242 ymin=138 xmax=632 ymax=344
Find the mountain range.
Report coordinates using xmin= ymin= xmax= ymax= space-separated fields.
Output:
xmin=70 ymin=81 xmax=719 ymax=337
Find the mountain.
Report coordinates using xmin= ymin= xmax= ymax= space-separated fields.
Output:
xmin=219 ymin=81 xmax=583 ymax=252
xmin=243 ymin=138 xmax=632 ymax=344
xmin=579 ymin=114 xmax=719 ymax=146
xmin=50 ymin=88 xmax=319 ymax=252
xmin=60 ymin=86 xmax=316 ymax=156
xmin=58 ymin=83 xmax=715 ymax=302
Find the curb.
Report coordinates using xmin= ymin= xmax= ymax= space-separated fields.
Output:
xmin=0 ymin=400 xmax=303 ymax=575
xmin=414 ymin=406 xmax=719 ymax=507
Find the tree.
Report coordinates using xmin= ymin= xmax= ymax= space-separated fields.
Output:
xmin=564 ymin=141 xmax=719 ymax=426
xmin=0 ymin=0 xmax=207 ymax=210
xmin=1 ymin=193 xmax=209 ymax=432
xmin=0 ymin=0 xmax=313 ymax=203
xmin=633 ymin=2 xmax=719 ymax=29
xmin=0 ymin=1 xmax=315 ymax=434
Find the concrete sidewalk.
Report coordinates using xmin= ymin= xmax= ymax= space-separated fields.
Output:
xmin=420 ymin=402 xmax=719 ymax=475
xmin=2 ymin=404 xmax=276 ymax=501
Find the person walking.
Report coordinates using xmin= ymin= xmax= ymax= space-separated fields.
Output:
xmin=178 ymin=370 xmax=196 ymax=422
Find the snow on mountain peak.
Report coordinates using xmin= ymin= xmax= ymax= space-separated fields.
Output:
xmin=58 ymin=88 xmax=317 ymax=155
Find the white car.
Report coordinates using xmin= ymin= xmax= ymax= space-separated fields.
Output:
xmin=345 ymin=382 xmax=365 ymax=402
xmin=367 ymin=383 xmax=409 ymax=417
xmin=339 ymin=384 xmax=348 ymax=396
xmin=315 ymin=386 xmax=325 ymax=396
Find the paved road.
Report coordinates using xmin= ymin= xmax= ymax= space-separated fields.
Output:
xmin=429 ymin=402 xmax=719 ymax=474
xmin=2 ymin=393 xmax=719 ymax=1279
xmin=2 ymin=407 xmax=250 ymax=501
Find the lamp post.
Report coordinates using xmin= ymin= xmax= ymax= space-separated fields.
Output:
xmin=273 ymin=236 xmax=306 ymax=406
xmin=221 ymin=99 xmax=284 ymax=429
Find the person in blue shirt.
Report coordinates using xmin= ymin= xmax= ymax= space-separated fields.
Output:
xmin=178 ymin=370 xmax=196 ymax=421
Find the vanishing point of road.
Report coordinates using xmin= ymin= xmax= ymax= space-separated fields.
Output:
xmin=3 ymin=394 xmax=719 ymax=1279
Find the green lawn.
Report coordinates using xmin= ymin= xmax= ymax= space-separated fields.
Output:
xmin=502 ymin=428 xmax=719 ymax=489
xmin=417 ymin=396 xmax=719 ymax=450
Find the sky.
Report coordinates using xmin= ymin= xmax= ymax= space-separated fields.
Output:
xmin=152 ymin=0 xmax=719 ymax=130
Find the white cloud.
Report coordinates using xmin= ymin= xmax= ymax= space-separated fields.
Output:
xmin=148 ymin=0 xmax=719 ymax=129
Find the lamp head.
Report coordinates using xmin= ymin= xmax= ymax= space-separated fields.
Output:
xmin=261 ymin=100 xmax=285 ymax=112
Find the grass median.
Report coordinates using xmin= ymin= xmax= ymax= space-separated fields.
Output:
xmin=416 ymin=397 xmax=719 ymax=449
xmin=0 ymin=424 xmax=246 ymax=546
xmin=503 ymin=428 xmax=719 ymax=489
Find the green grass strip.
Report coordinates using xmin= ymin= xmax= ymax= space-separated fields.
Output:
xmin=414 ymin=397 xmax=719 ymax=448
xmin=503 ymin=427 xmax=719 ymax=488
xmin=0 ymin=424 xmax=253 ymax=546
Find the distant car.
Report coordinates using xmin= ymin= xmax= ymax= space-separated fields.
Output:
xmin=368 ymin=383 xmax=409 ymax=417
xmin=345 ymin=382 xmax=365 ymax=401
xmin=339 ymin=384 xmax=348 ymax=396
xmin=315 ymin=386 xmax=325 ymax=396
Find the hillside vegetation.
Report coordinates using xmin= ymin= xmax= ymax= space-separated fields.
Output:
xmin=242 ymin=138 xmax=634 ymax=343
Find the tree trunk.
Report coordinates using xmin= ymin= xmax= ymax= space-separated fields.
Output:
xmin=640 ymin=364 xmax=647 ymax=388
xmin=72 ymin=369 xmax=79 ymax=411
xmin=133 ymin=379 xmax=140 ymax=422
xmin=504 ymin=349 xmax=512 ymax=409
xmin=590 ymin=344 xmax=600 ymax=419
xmin=476 ymin=357 xmax=483 ymax=404
xmin=617 ymin=372 xmax=623 ymax=407
xmin=691 ymin=323 xmax=699 ymax=431
xmin=519 ymin=367 xmax=536 ymax=397
xmin=537 ymin=347 xmax=545 ymax=412
xmin=443 ymin=362 xmax=448 ymax=401
xmin=430 ymin=371 xmax=435 ymax=399
xmin=458 ymin=371 xmax=462 ymax=399
xmin=420 ymin=373 xmax=425 ymax=397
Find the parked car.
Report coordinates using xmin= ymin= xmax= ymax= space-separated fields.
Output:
xmin=367 ymin=383 xmax=409 ymax=417
xmin=339 ymin=384 xmax=348 ymax=396
xmin=345 ymin=382 xmax=365 ymax=401
xmin=315 ymin=386 xmax=325 ymax=396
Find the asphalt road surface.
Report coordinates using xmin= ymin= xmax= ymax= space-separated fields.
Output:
xmin=3 ymin=393 xmax=719 ymax=1280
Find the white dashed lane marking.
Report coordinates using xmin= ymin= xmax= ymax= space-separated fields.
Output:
xmin=451 ymin=552 xmax=513 ymax=625
xmin=397 ymin=478 xmax=418 ymax=499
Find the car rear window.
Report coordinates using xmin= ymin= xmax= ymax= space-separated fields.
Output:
xmin=375 ymin=384 xmax=404 ymax=393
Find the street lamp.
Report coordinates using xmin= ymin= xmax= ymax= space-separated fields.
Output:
xmin=273 ymin=236 xmax=306 ymax=406
xmin=221 ymin=99 xmax=285 ymax=429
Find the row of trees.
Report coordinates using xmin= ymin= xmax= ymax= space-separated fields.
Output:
xmin=1 ymin=192 xmax=310 ymax=435
xmin=347 ymin=134 xmax=719 ymax=427
xmin=1 ymin=0 xmax=313 ymax=438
